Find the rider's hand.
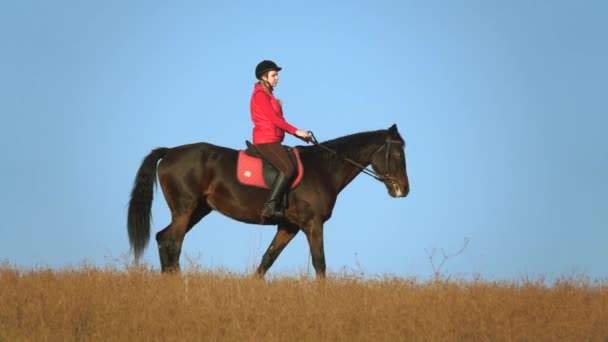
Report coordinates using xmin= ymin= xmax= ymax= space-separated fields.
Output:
xmin=295 ymin=129 xmax=311 ymax=142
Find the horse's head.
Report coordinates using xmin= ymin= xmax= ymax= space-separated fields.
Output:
xmin=370 ymin=124 xmax=410 ymax=198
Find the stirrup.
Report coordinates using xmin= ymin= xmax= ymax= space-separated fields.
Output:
xmin=261 ymin=201 xmax=284 ymax=221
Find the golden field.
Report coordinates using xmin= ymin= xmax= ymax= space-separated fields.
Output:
xmin=1 ymin=263 xmax=607 ymax=341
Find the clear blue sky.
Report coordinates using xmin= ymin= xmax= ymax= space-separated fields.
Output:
xmin=1 ymin=1 xmax=606 ymax=280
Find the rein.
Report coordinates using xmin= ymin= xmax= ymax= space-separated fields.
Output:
xmin=308 ymin=132 xmax=399 ymax=184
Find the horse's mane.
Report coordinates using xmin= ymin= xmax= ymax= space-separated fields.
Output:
xmin=301 ymin=129 xmax=393 ymax=160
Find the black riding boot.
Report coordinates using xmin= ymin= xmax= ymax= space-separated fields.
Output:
xmin=261 ymin=172 xmax=290 ymax=221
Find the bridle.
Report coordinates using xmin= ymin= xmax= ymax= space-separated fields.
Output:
xmin=309 ymin=132 xmax=404 ymax=185
xmin=379 ymin=135 xmax=405 ymax=186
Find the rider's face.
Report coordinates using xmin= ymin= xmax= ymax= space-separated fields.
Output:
xmin=263 ymin=70 xmax=279 ymax=87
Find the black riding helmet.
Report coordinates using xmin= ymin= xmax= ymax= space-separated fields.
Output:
xmin=255 ymin=60 xmax=282 ymax=80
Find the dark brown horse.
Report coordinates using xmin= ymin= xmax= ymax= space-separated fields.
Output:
xmin=127 ymin=124 xmax=409 ymax=278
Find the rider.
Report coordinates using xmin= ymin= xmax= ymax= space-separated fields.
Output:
xmin=250 ymin=60 xmax=311 ymax=221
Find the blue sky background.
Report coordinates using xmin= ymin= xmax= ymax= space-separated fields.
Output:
xmin=1 ymin=1 xmax=606 ymax=280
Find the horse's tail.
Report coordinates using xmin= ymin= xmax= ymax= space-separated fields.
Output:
xmin=127 ymin=147 xmax=170 ymax=260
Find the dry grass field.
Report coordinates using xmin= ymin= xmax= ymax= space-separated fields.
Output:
xmin=1 ymin=263 xmax=607 ymax=341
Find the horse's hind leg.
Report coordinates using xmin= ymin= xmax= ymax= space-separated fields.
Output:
xmin=156 ymin=224 xmax=173 ymax=271
xmin=155 ymin=213 xmax=190 ymax=273
xmin=156 ymin=201 xmax=212 ymax=272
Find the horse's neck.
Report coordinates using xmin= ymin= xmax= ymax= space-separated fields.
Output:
xmin=321 ymin=134 xmax=385 ymax=194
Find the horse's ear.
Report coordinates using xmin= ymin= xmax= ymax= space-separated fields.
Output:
xmin=388 ymin=123 xmax=398 ymax=136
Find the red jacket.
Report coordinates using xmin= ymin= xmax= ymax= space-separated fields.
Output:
xmin=250 ymin=83 xmax=297 ymax=144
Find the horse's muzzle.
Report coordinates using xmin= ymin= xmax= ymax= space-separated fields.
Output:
xmin=388 ymin=182 xmax=409 ymax=198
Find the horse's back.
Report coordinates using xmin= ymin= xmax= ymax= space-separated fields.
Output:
xmin=156 ymin=142 xmax=236 ymax=178
xmin=164 ymin=142 xmax=236 ymax=160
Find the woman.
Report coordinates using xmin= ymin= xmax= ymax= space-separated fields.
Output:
xmin=250 ymin=60 xmax=311 ymax=221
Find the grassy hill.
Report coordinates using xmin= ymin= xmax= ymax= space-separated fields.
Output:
xmin=1 ymin=264 xmax=607 ymax=341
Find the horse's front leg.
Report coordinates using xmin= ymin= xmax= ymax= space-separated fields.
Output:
xmin=302 ymin=220 xmax=326 ymax=279
xmin=255 ymin=224 xmax=299 ymax=278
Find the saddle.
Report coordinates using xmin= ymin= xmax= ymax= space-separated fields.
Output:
xmin=236 ymin=141 xmax=304 ymax=190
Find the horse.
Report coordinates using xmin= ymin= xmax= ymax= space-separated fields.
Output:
xmin=127 ymin=124 xmax=409 ymax=278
